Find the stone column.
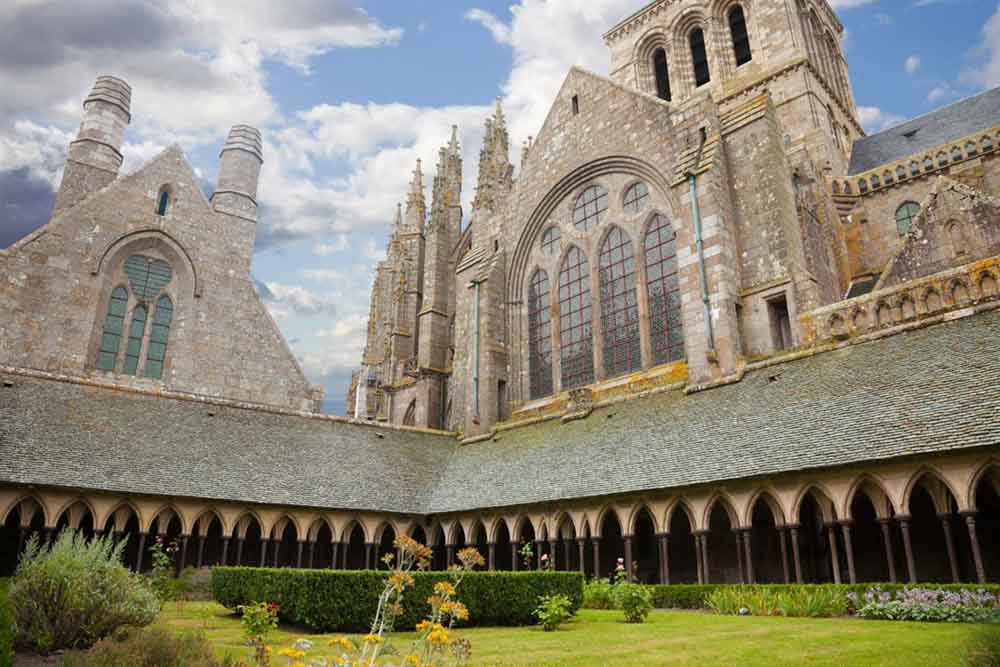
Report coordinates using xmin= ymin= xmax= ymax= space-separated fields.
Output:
xmin=699 ymin=533 xmax=710 ymax=584
xmin=221 ymin=538 xmax=230 ymax=566
xmin=592 ymin=539 xmax=601 ymax=580
xmin=548 ymin=539 xmax=557 ymax=570
xmin=826 ymin=524 xmax=841 ymax=584
xmin=331 ymin=542 xmax=339 ymax=570
xmin=788 ymin=524 xmax=803 ymax=583
xmin=742 ymin=530 xmax=755 ymax=584
xmin=365 ymin=543 xmax=374 ymax=570
xmin=511 ymin=543 xmax=519 ymax=572
xmin=178 ymin=535 xmax=189 ymax=572
xmin=694 ymin=532 xmax=704 ymax=584
xmin=136 ymin=533 xmax=147 ymax=572
xmin=624 ymin=536 xmax=634 ymax=581
xmin=938 ymin=514 xmax=960 ymax=583
xmin=840 ymin=521 xmax=857 ymax=585
xmin=308 ymin=541 xmax=316 ymax=569
xmin=235 ymin=538 xmax=245 ymax=566
xmin=733 ymin=530 xmax=745 ymax=583
xmin=446 ymin=545 xmax=455 ymax=568
xmin=963 ymin=512 xmax=987 ymax=584
xmin=564 ymin=539 xmax=572 ymax=572
xmin=341 ymin=541 xmax=349 ymax=569
xmin=536 ymin=540 xmax=544 ymax=571
xmin=272 ymin=539 xmax=281 ymax=568
xmin=898 ymin=516 xmax=917 ymax=583
xmin=877 ymin=519 xmax=897 ymax=582
xmin=196 ymin=536 xmax=206 ymax=569
xmin=260 ymin=539 xmax=270 ymax=567
xmin=296 ymin=540 xmax=305 ymax=569
xmin=488 ymin=543 xmax=496 ymax=571
xmin=778 ymin=526 xmax=790 ymax=583
xmin=657 ymin=533 xmax=670 ymax=584
xmin=577 ymin=539 xmax=587 ymax=576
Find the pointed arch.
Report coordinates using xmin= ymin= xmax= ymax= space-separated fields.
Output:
xmin=147 ymin=504 xmax=187 ymax=535
xmin=792 ymin=483 xmax=839 ymax=524
xmin=448 ymin=521 xmax=467 ymax=547
xmin=270 ymin=514 xmax=303 ymax=541
xmin=844 ymin=474 xmax=895 ymax=520
xmin=903 ymin=467 xmax=962 ymax=515
xmin=514 ymin=515 xmax=536 ymax=543
xmin=627 ymin=503 xmax=661 ymax=535
xmin=490 ymin=516 xmax=512 ymax=544
xmin=728 ymin=4 xmax=752 ymax=66
xmin=308 ymin=516 xmax=336 ymax=543
xmin=341 ymin=518 xmax=369 ymax=545
xmin=192 ymin=508 xmax=226 ymax=537
xmin=664 ymin=497 xmax=696 ymax=532
xmin=52 ymin=497 xmax=98 ymax=531
xmin=598 ymin=225 xmax=641 ymax=378
xmin=968 ymin=459 xmax=1000 ymax=509
xmin=101 ymin=500 xmax=142 ymax=534
xmin=595 ymin=505 xmax=624 ymax=537
xmin=232 ymin=510 xmax=265 ymax=539
xmin=744 ymin=489 xmax=787 ymax=527
xmin=702 ymin=493 xmax=740 ymax=530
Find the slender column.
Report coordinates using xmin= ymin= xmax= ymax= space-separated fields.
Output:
xmin=624 ymin=537 xmax=634 ymax=581
xmin=341 ymin=541 xmax=349 ymax=569
xmin=825 ymin=523 xmax=841 ymax=584
xmin=446 ymin=545 xmax=455 ymax=568
xmin=535 ymin=540 xmax=543 ymax=571
xmin=699 ymin=533 xmax=710 ymax=584
xmin=308 ymin=541 xmax=315 ymax=569
xmin=577 ymin=539 xmax=586 ymax=575
xmin=592 ymin=538 xmax=601 ymax=580
xmin=178 ymin=535 xmax=189 ymax=572
xmin=789 ymin=524 xmax=803 ymax=583
xmin=898 ymin=516 xmax=917 ymax=583
xmin=734 ymin=531 xmax=745 ymax=583
xmin=221 ymin=538 xmax=230 ymax=566
xmin=656 ymin=533 xmax=669 ymax=584
xmin=548 ymin=539 xmax=557 ymax=570
xmin=840 ymin=521 xmax=857 ymax=584
xmin=742 ymin=530 xmax=755 ymax=584
xmin=938 ymin=514 xmax=960 ymax=583
xmin=330 ymin=542 xmax=339 ymax=570
xmin=365 ymin=543 xmax=374 ymax=570
xmin=488 ymin=543 xmax=496 ymax=571
xmin=296 ymin=540 xmax=305 ymax=569
xmin=236 ymin=537 xmax=245 ymax=566
xmin=963 ymin=512 xmax=987 ymax=584
xmin=778 ymin=527 xmax=790 ymax=584
xmin=196 ymin=536 xmax=206 ymax=569
xmin=694 ymin=532 xmax=704 ymax=584
xmin=272 ymin=538 xmax=280 ymax=568
xmin=511 ymin=543 xmax=519 ymax=571
xmin=877 ymin=519 xmax=897 ymax=582
xmin=136 ymin=533 xmax=148 ymax=572
xmin=564 ymin=539 xmax=571 ymax=571
xmin=260 ymin=538 xmax=269 ymax=567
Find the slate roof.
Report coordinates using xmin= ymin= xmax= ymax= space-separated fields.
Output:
xmin=2 ymin=309 xmax=1000 ymax=516
xmin=848 ymin=86 xmax=1000 ymax=175
xmin=0 ymin=379 xmax=454 ymax=515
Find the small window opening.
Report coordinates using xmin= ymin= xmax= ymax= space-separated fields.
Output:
xmin=494 ymin=239 xmax=499 ymax=252
xmin=768 ymin=295 xmax=793 ymax=352
xmin=652 ymin=48 xmax=672 ymax=101
xmin=156 ymin=189 xmax=170 ymax=216
xmin=571 ymin=95 xmax=580 ymax=115
xmin=690 ymin=28 xmax=711 ymax=87
xmin=729 ymin=6 xmax=752 ymax=66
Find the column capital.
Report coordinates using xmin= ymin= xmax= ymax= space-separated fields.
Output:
xmin=959 ymin=510 xmax=980 ymax=519
xmin=837 ymin=519 xmax=854 ymax=527
xmin=785 ymin=523 xmax=801 ymax=530
xmin=576 ymin=537 xmax=588 ymax=544
xmin=655 ymin=532 xmax=670 ymax=539
xmin=895 ymin=514 xmax=913 ymax=523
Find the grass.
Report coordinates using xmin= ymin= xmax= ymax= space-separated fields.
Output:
xmin=155 ymin=600 xmax=999 ymax=666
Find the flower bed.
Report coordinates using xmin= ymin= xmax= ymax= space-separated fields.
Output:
xmin=211 ymin=567 xmax=583 ymax=632
xmin=852 ymin=585 xmax=1000 ymax=623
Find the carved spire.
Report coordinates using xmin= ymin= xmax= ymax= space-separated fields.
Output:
xmin=405 ymin=158 xmax=425 ymax=231
xmin=473 ymin=97 xmax=513 ymax=212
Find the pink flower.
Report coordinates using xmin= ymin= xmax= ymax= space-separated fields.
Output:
xmin=617 ymin=558 xmax=624 ymax=564
xmin=541 ymin=554 xmax=549 ymax=561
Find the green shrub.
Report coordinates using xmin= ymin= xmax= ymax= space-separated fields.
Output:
xmin=582 ymin=580 xmax=616 ymax=609
xmin=705 ymin=586 xmax=846 ymax=618
xmin=57 ymin=627 xmax=235 ymax=667
xmin=9 ymin=531 xmax=159 ymax=652
xmin=1 ymin=578 xmax=13 ymax=667
xmin=616 ymin=583 xmax=653 ymax=623
xmin=212 ymin=567 xmax=583 ymax=632
xmin=533 ymin=594 xmax=574 ymax=631
xmin=649 ymin=584 xmax=722 ymax=609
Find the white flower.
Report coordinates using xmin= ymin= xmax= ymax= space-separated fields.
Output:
xmin=294 ymin=638 xmax=314 ymax=651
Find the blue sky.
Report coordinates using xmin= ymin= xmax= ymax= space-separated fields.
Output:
xmin=1 ymin=0 xmax=999 ymax=415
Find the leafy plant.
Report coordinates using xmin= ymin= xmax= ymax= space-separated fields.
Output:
xmin=706 ymin=586 xmax=846 ymax=618
xmin=238 ymin=601 xmax=279 ymax=665
xmin=8 ymin=531 xmax=159 ymax=652
xmin=57 ymin=627 xmax=236 ymax=667
xmin=519 ymin=542 xmax=534 ymax=571
xmin=0 ymin=578 xmax=13 ymax=667
xmin=149 ymin=536 xmax=180 ymax=602
xmin=616 ymin=584 xmax=652 ymax=624
xmin=533 ymin=594 xmax=573 ymax=631
xmin=852 ymin=586 xmax=1000 ymax=623
xmin=582 ymin=581 xmax=616 ymax=610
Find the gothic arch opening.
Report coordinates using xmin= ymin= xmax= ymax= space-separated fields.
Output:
xmin=632 ymin=507 xmax=659 ymax=584
xmin=749 ymin=495 xmax=784 ymax=583
xmin=668 ymin=505 xmax=698 ymax=584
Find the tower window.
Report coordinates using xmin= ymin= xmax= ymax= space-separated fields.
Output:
xmin=729 ymin=5 xmax=752 ymax=66
xmin=571 ymin=95 xmax=579 ymax=115
xmin=690 ymin=28 xmax=711 ymax=87
xmin=652 ymin=48 xmax=672 ymax=101
xmin=156 ymin=188 xmax=170 ymax=216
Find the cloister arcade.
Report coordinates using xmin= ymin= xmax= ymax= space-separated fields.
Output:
xmin=2 ymin=452 xmax=997 ymax=585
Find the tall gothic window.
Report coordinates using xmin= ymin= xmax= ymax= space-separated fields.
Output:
xmin=729 ymin=5 xmax=752 ymax=66
xmin=527 ymin=269 xmax=553 ymax=398
xmin=599 ymin=227 xmax=641 ymax=378
xmin=145 ymin=295 xmax=173 ymax=380
xmin=558 ymin=246 xmax=594 ymax=389
xmin=645 ymin=215 xmax=685 ymax=364
xmin=690 ymin=28 xmax=711 ymax=87
xmin=652 ymin=48 xmax=672 ymax=101
xmin=122 ymin=304 xmax=147 ymax=375
xmin=573 ymin=185 xmax=609 ymax=231
xmin=97 ymin=287 xmax=129 ymax=371
xmin=156 ymin=188 xmax=170 ymax=216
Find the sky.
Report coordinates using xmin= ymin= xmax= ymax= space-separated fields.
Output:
xmin=1 ymin=0 xmax=999 ymax=415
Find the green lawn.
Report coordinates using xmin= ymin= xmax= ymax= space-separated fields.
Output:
xmin=156 ymin=601 xmax=999 ymax=666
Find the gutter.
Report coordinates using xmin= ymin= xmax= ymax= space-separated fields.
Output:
xmin=687 ymin=128 xmax=715 ymax=353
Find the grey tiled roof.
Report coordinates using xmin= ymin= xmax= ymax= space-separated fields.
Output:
xmin=0 ymin=379 xmax=454 ymax=515
xmin=3 ymin=309 xmax=999 ymax=516
xmin=848 ymin=86 xmax=1000 ymax=175
xmin=425 ymin=308 xmax=1000 ymax=513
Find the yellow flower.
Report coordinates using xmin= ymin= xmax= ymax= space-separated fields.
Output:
xmin=277 ymin=647 xmax=305 ymax=658
xmin=328 ymin=637 xmax=354 ymax=651
xmin=427 ymin=627 xmax=451 ymax=646
xmin=403 ymin=656 xmax=422 ymax=666
xmin=264 ymin=645 xmax=273 ymax=654
xmin=433 ymin=581 xmax=456 ymax=597
xmin=362 ymin=633 xmax=383 ymax=644
xmin=292 ymin=663 xmax=306 ymax=667
xmin=415 ymin=620 xmax=431 ymax=633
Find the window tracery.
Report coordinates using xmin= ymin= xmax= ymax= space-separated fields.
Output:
xmin=558 ymin=246 xmax=594 ymax=389
xmin=572 ymin=185 xmax=608 ymax=231
xmin=895 ymin=202 xmax=920 ymax=236
xmin=599 ymin=227 xmax=641 ymax=378
xmin=527 ymin=269 xmax=554 ymax=399
xmin=623 ymin=182 xmax=650 ymax=215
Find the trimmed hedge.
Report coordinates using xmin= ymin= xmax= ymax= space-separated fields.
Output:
xmin=647 ymin=583 xmax=1000 ymax=610
xmin=212 ymin=567 xmax=583 ymax=632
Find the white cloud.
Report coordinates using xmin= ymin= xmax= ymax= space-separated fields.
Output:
xmin=828 ymin=0 xmax=879 ymax=7
xmin=260 ymin=281 xmax=340 ymax=320
xmin=313 ymin=235 xmax=351 ymax=256
xmin=857 ymin=106 xmax=907 ymax=133
xmin=961 ymin=3 xmax=1000 ymax=89
xmin=465 ymin=9 xmax=512 ymax=45
xmin=926 ymin=84 xmax=960 ymax=103
xmin=905 ymin=55 xmax=920 ymax=75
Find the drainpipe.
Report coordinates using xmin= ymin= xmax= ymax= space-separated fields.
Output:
xmin=470 ymin=280 xmax=482 ymax=419
xmin=687 ymin=128 xmax=715 ymax=353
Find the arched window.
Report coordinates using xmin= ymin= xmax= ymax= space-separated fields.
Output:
xmin=690 ymin=28 xmax=711 ymax=87
xmin=540 ymin=227 xmax=561 ymax=255
xmin=558 ymin=246 xmax=594 ymax=389
xmin=652 ymin=48 xmax=672 ymax=101
xmin=623 ymin=182 xmax=650 ymax=215
xmin=122 ymin=304 xmax=147 ymax=376
xmin=729 ymin=5 xmax=752 ymax=66
xmin=145 ymin=295 xmax=173 ymax=380
xmin=573 ymin=185 xmax=608 ymax=231
xmin=895 ymin=201 xmax=920 ymax=236
xmin=97 ymin=287 xmax=129 ymax=371
xmin=645 ymin=215 xmax=685 ymax=364
xmin=156 ymin=187 xmax=170 ymax=216
xmin=598 ymin=228 xmax=641 ymax=378
xmin=527 ymin=269 xmax=554 ymax=398
xmin=403 ymin=401 xmax=416 ymax=426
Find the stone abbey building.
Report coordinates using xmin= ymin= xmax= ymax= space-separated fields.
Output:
xmin=3 ymin=0 xmax=1000 ymax=588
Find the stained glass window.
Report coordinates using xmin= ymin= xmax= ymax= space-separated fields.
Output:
xmin=145 ymin=295 xmax=173 ymax=379
xmin=623 ymin=182 xmax=650 ymax=215
xmin=645 ymin=215 xmax=685 ymax=364
xmin=541 ymin=227 xmax=561 ymax=256
xmin=527 ymin=269 xmax=553 ymax=398
xmin=599 ymin=227 xmax=641 ymax=378
xmin=123 ymin=305 xmax=147 ymax=376
xmin=558 ymin=246 xmax=594 ymax=389
xmin=572 ymin=185 xmax=608 ymax=231
xmin=895 ymin=202 xmax=920 ymax=236
xmin=124 ymin=255 xmax=173 ymax=300
xmin=97 ymin=286 xmax=128 ymax=371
